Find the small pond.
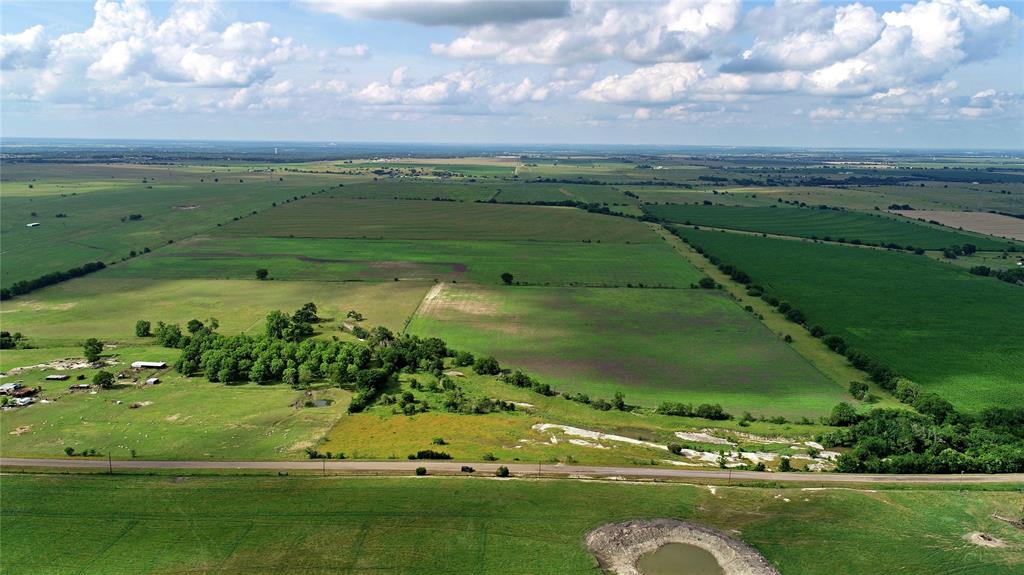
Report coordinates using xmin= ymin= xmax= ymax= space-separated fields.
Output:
xmin=636 ymin=543 xmax=725 ymax=575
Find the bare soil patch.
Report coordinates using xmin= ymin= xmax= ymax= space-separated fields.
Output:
xmin=586 ymin=519 xmax=779 ymax=575
xmin=891 ymin=210 xmax=1024 ymax=241
xmin=2 ymin=357 xmax=118 ymax=376
xmin=966 ymin=532 xmax=1006 ymax=548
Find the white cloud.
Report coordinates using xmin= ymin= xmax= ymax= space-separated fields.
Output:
xmin=432 ymin=0 xmax=742 ymax=64
xmin=580 ymin=63 xmax=705 ymax=103
xmin=307 ymin=0 xmax=570 ymax=26
xmin=335 ymin=44 xmax=370 ymax=58
xmin=0 ymin=25 xmax=50 ymax=70
xmin=809 ymin=107 xmax=846 ymax=120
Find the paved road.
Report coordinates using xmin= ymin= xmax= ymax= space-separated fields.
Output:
xmin=3 ymin=458 xmax=1022 ymax=484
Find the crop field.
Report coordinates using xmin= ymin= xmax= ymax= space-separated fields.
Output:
xmin=219 ymin=197 xmax=658 ymax=243
xmin=0 ymin=373 xmax=350 ymax=460
xmin=893 ymin=210 xmax=1024 ymax=242
xmin=674 ymin=228 xmax=1024 ymax=411
xmin=0 ymin=278 xmax=429 ymax=346
xmin=101 ymin=234 xmax=701 ymax=288
xmin=0 ymin=164 xmax=351 ymax=286
xmin=408 ymin=284 xmax=843 ymax=416
xmin=646 ymin=204 xmax=1017 ymax=249
xmin=330 ymin=180 xmax=500 ymax=202
xmin=2 ymin=474 xmax=1021 ymax=575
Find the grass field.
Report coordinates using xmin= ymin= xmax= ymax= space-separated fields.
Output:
xmin=0 ymin=278 xmax=429 ymax=346
xmin=645 ymin=204 xmax=1017 ymax=250
xmin=2 ymin=474 xmax=1021 ymax=575
xmin=0 ymin=164 xmax=350 ymax=286
xmin=219 ymin=198 xmax=658 ymax=243
xmin=408 ymin=284 xmax=844 ymax=416
xmin=0 ymin=373 xmax=350 ymax=460
xmin=674 ymin=228 xmax=1024 ymax=411
xmin=101 ymin=234 xmax=703 ymax=287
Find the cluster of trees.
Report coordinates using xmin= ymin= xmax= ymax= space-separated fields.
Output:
xmin=656 ymin=401 xmax=732 ymax=421
xmin=942 ymin=243 xmax=978 ymax=259
xmin=821 ymin=406 xmax=1024 ymax=473
xmin=0 ymin=331 xmax=28 ymax=350
xmin=500 ymin=369 xmax=554 ymax=396
xmin=563 ymin=391 xmax=627 ymax=412
xmin=1 ymin=261 xmax=105 ymax=300
xmin=970 ymin=265 xmax=1024 ymax=286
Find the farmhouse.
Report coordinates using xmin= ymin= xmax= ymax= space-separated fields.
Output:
xmin=45 ymin=374 xmax=70 ymax=381
xmin=0 ymin=383 xmax=24 ymax=395
xmin=132 ymin=361 xmax=167 ymax=369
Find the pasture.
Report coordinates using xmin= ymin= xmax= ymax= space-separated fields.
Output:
xmin=0 ymin=163 xmax=350 ymax=286
xmin=646 ymin=204 xmax=1017 ymax=250
xmin=0 ymin=373 xmax=349 ymax=460
xmin=674 ymin=228 xmax=1024 ymax=411
xmin=219 ymin=197 xmax=659 ymax=243
xmin=102 ymin=235 xmax=702 ymax=287
xmin=2 ymin=474 xmax=1021 ymax=575
xmin=408 ymin=284 xmax=844 ymax=416
xmin=0 ymin=278 xmax=429 ymax=346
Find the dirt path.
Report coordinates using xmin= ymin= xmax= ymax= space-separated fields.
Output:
xmin=2 ymin=458 xmax=1021 ymax=484
xmin=403 ymin=281 xmax=445 ymax=334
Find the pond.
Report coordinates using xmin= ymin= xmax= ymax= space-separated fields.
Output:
xmin=636 ymin=543 xmax=725 ymax=575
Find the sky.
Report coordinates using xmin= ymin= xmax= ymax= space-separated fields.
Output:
xmin=1 ymin=0 xmax=1022 ymax=149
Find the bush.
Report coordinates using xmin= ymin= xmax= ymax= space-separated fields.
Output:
xmin=415 ymin=466 xmax=427 ymax=476
xmin=848 ymin=381 xmax=869 ymax=400
xmin=809 ymin=325 xmax=825 ymax=338
xmin=473 ymin=356 xmax=501 ymax=375
xmin=697 ymin=277 xmax=716 ymax=289
xmin=496 ymin=466 xmax=510 ymax=477
xmin=92 ymin=370 xmax=115 ymax=389
xmin=667 ymin=443 xmax=684 ymax=455
xmin=695 ymin=403 xmax=731 ymax=420
xmin=482 ymin=452 xmax=498 ymax=461
xmin=408 ymin=449 xmax=451 ymax=460
xmin=778 ymin=457 xmax=792 ymax=472
xmin=135 ymin=320 xmax=151 ymax=337
xmin=828 ymin=402 xmax=860 ymax=426
xmin=656 ymin=401 xmax=693 ymax=417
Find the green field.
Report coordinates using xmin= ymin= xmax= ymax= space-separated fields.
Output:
xmin=0 ymin=164 xmax=351 ymax=286
xmin=646 ymin=204 xmax=1017 ymax=250
xmin=0 ymin=278 xmax=429 ymax=346
xmin=0 ymin=372 xmax=350 ymax=460
xmin=674 ymin=228 xmax=1024 ymax=411
xmin=2 ymin=474 xmax=1021 ymax=575
xmin=220 ymin=198 xmax=658 ymax=243
xmin=409 ymin=284 xmax=843 ymax=416
xmin=100 ymin=235 xmax=702 ymax=288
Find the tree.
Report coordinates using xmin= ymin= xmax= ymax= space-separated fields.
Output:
xmin=92 ymin=370 xmax=114 ymax=389
xmin=848 ymin=380 xmax=869 ymax=400
xmin=415 ymin=466 xmax=427 ymax=476
xmin=186 ymin=319 xmax=204 ymax=334
xmin=135 ymin=320 xmax=151 ymax=337
xmin=500 ymin=272 xmax=514 ymax=285
xmin=612 ymin=391 xmax=626 ymax=411
xmin=473 ymin=356 xmax=501 ymax=375
xmin=778 ymin=457 xmax=792 ymax=472
xmin=697 ymin=277 xmax=716 ymax=289
xmin=83 ymin=338 xmax=103 ymax=363
xmin=255 ymin=268 xmax=269 ymax=280
xmin=265 ymin=310 xmax=290 ymax=339
xmin=828 ymin=402 xmax=860 ymax=427
xmin=496 ymin=465 xmax=510 ymax=477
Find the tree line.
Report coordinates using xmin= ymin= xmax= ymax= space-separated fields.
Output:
xmin=1 ymin=261 xmax=105 ymax=300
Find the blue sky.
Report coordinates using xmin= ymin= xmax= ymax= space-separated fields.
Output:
xmin=1 ymin=0 xmax=1022 ymax=148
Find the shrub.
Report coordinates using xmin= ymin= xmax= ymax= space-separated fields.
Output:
xmin=779 ymin=457 xmax=792 ymax=472
xmin=408 ymin=449 xmax=451 ymax=460
xmin=415 ymin=467 xmax=427 ymax=476
xmin=848 ymin=381 xmax=869 ymax=400
xmin=135 ymin=320 xmax=151 ymax=337
xmin=473 ymin=356 xmax=501 ymax=375
xmin=697 ymin=277 xmax=716 ymax=289
xmin=482 ymin=453 xmax=498 ymax=461
xmin=695 ymin=403 xmax=731 ymax=420
xmin=496 ymin=466 xmax=510 ymax=477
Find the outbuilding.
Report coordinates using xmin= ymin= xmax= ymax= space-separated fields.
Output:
xmin=45 ymin=374 xmax=70 ymax=381
xmin=131 ymin=361 xmax=167 ymax=369
xmin=146 ymin=377 xmax=160 ymax=385
xmin=0 ymin=383 xmax=23 ymax=395
xmin=26 ymin=222 xmax=40 ymax=227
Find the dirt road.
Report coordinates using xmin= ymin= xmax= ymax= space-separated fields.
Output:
xmin=2 ymin=458 xmax=1021 ymax=484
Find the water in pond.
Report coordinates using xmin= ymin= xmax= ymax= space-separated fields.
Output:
xmin=636 ymin=543 xmax=725 ymax=575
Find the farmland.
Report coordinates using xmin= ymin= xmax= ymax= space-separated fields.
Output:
xmin=673 ymin=227 xmax=1024 ymax=411
xmin=408 ymin=284 xmax=843 ymax=416
xmin=2 ymin=473 xmax=1021 ymax=575
xmin=646 ymin=204 xmax=1018 ymax=250
xmin=220 ymin=197 xmax=658 ymax=243
xmin=0 ymin=163 xmax=354 ymax=286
